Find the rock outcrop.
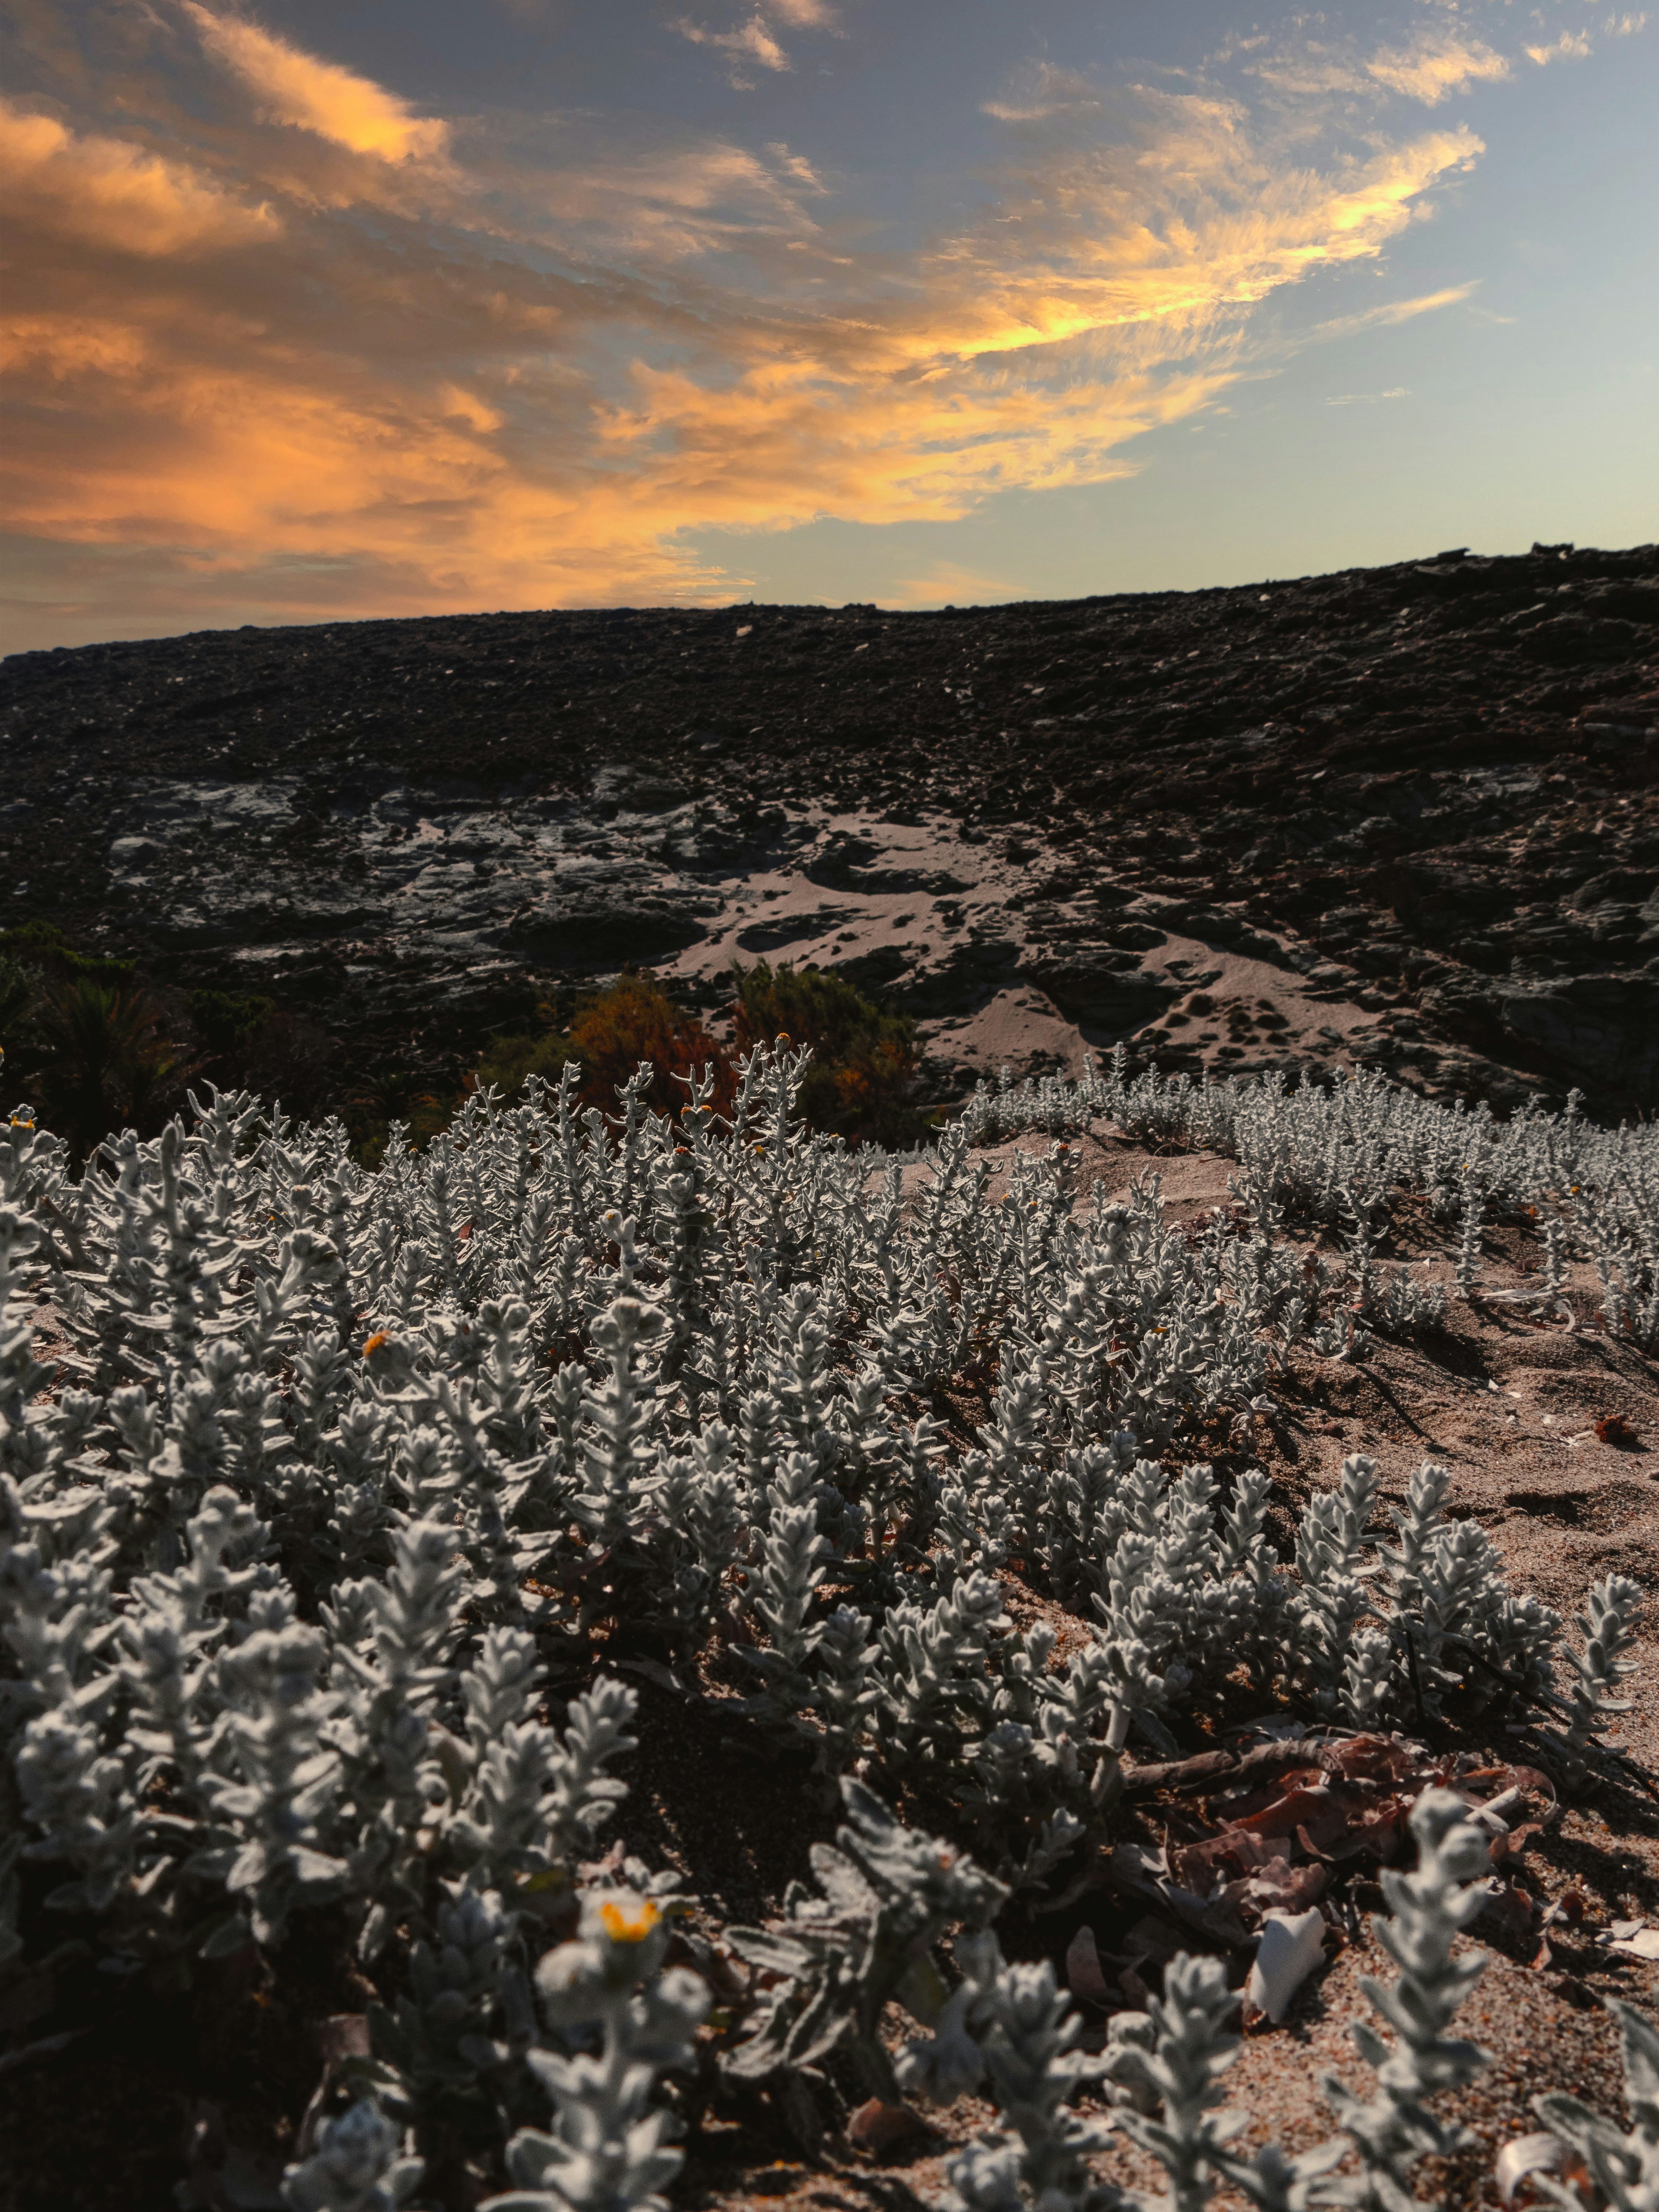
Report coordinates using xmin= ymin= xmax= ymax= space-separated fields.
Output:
xmin=2 ymin=540 xmax=1655 ymax=1109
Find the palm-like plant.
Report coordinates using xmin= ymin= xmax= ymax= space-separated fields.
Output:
xmin=34 ymin=977 xmax=194 ymax=1155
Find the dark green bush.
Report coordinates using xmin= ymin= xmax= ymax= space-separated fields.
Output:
xmin=187 ymin=987 xmax=277 ymax=1061
xmin=0 ymin=919 xmax=74 ymax=963
xmin=0 ymin=953 xmax=38 ymax=1059
xmin=31 ymin=976 xmax=198 ymax=1160
xmin=731 ymin=959 xmax=930 ymax=1147
xmin=347 ymin=1066 xmax=469 ymax=1167
xmin=0 ymin=920 xmax=131 ymax=982
xmin=1 ymin=929 xmax=331 ymax=1157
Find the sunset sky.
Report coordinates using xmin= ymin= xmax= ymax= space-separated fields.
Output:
xmin=2 ymin=0 xmax=1654 ymax=651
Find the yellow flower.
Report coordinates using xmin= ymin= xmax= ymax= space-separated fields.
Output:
xmin=363 ymin=1332 xmax=391 ymax=1356
xmin=775 ymin=1032 xmax=791 ymax=1046
xmin=599 ymin=1896 xmax=661 ymax=1944
xmin=9 ymin=1116 xmax=34 ymax=1130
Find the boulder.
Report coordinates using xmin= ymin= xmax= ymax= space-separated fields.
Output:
xmin=505 ymin=894 xmax=707 ymax=964
xmin=1493 ymin=973 xmax=1659 ymax=1095
xmin=1519 ymin=616 xmax=1644 ymax=665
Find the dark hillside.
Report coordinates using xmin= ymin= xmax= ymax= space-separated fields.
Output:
xmin=3 ymin=540 xmax=1656 ymax=1112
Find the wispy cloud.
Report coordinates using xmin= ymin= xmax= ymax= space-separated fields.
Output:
xmin=981 ymin=62 xmax=1104 ymax=123
xmin=1239 ymin=21 xmax=1512 ymax=111
xmin=673 ymin=14 xmax=791 ymax=81
xmin=183 ymin=6 xmax=450 ymax=162
xmin=1525 ymin=30 xmax=1594 ymax=64
xmin=885 ymin=561 xmax=1024 ymax=609
xmin=1325 ymin=386 xmax=1410 ymax=405
xmin=1365 ymin=26 xmax=1511 ymax=105
xmin=670 ymin=0 xmax=837 ymax=85
xmin=1312 ymin=283 xmax=1479 ymax=342
xmin=0 ymin=14 xmax=1496 ymax=637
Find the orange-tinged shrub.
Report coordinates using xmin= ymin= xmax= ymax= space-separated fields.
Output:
xmin=477 ymin=965 xmax=929 ymax=1146
xmin=477 ymin=972 xmax=736 ymax=1123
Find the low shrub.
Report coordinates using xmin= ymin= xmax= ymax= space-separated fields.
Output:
xmin=731 ymin=958 xmax=929 ymax=1147
xmin=0 ymin=928 xmax=200 ymax=1160
xmin=9 ymin=932 xmax=376 ymax=1164
xmin=0 ymin=953 xmax=37 ymax=1056
xmin=473 ymin=963 xmax=925 ymax=1148
xmin=474 ymin=972 xmax=736 ymax=1125
xmin=29 ymin=974 xmax=197 ymax=1161
xmin=1 ymin=1056 xmax=1653 ymax=2208
xmin=0 ymin=919 xmax=76 ymax=966
xmin=0 ymin=918 xmax=135 ymax=989
xmin=186 ymin=987 xmax=277 ymax=1062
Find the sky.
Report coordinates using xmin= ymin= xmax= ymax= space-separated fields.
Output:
xmin=1 ymin=0 xmax=1655 ymax=652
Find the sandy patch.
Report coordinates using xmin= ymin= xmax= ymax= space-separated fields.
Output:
xmin=652 ymin=808 xmax=1417 ymax=1099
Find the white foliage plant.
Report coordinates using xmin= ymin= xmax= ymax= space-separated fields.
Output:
xmin=0 ymin=1044 xmax=1653 ymax=2208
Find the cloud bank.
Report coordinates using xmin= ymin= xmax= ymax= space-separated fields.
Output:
xmin=0 ymin=3 xmax=1556 ymax=639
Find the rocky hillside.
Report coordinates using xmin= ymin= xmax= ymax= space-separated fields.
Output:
xmin=2 ymin=539 xmax=1656 ymax=1112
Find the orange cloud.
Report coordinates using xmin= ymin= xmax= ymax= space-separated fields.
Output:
xmin=1525 ymin=30 xmax=1594 ymax=64
xmin=884 ymin=560 xmax=1022 ymax=609
xmin=1366 ymin=29 xmax=1511 ymax=105
xmin=0 ymin=14 xmax=1493 ymax=643
xmin=1312 ymin=282 xmax=1479 ymax=342
xmin=908 ymin=112 xmax=1482 ymax=374
xmin=672 ymin=12 xmax=792 ymax=80
xmin=671 ymin=0 xmax=839 ymax=83
xmin=0 ymin=99 xmax=278 ymax=255
xmin=183 ymin=6 xmax=449 ymax=162
xmin=1240 ymin=24 xmax=1512 ymax=111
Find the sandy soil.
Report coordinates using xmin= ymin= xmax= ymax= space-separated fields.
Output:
xmin=658 ymin=805 xmax=1428 ymax=1103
